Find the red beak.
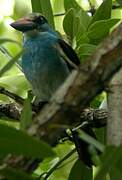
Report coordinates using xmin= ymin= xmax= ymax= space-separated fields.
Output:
xmin=10 ymin=17 xmax=37 ymax=32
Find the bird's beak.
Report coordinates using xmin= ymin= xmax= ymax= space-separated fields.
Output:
xmin=10 ymin=17 xmax=37 ymax=32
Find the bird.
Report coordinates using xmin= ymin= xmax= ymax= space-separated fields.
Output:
xmin=10 ymin=13 xmax=98 ymax=167
xmin=10 ymin=13 xmax=80 ymax=103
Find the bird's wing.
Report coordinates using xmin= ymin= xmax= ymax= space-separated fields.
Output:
xmin=56 ymin=39 xmax=80 ymax=69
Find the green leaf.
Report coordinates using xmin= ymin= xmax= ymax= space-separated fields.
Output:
xmin=76 ymin=32 xmax=90 ymax=47
xmin=0 ymin=38 xmax=21 ymax=46
xmin=0 ymin=123 xmax=54 ymax=158
xmin=20 ymin=91 xmax=32 ymax=130
xmin=95 ymin=146 xmax=122 ymax=180
xmin=0 ymin=167 xmax=34 ymax=180
xmin=68 ymin=159 xmax=92 ymax=180
xmin=31 ymin=0 xmax=55 ymax=28
xmin=37 ymin=143 xmax=76 ymax=179
xmin=0 ymin=52 xmax=22 ymax=77
xmin=0 ymin=46 xmax=22 ymax=72
xmin=87 ymin=19 xmax=120 ymax=44
xmin=63 ymin=8 xmax=82 ymax=42
xmin=110 ymin=166 xmax=122 ymax=180
xmin=64 ymin=0 xmax=81 ymax=11
xmin=89 ymin=0 xmax=112 ymax=27
xmin=77 ymin=9 xmax=91 ymax=29
xmin=0 ymin=74 xmax=29 ymax=98
xmin=0 ymin=46 xmax=13 ymax=59
xmin=76 ymin=43 xmax=96 ymax=59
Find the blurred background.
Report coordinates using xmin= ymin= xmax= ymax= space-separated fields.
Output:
xmin=0 ymin=1 xmax=121 ymax=179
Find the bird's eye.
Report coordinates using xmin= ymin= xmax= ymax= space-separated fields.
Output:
xmin=34 ymin=16 xmax=46 ymax=24
xmin=40 ymin=17 xmax=44 ymax=21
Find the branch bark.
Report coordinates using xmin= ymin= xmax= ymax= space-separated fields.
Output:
xmin=107 ymin=69 xmax=122 ymax=145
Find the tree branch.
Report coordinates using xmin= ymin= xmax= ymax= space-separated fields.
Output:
xmin=107 ymin=69 xmax=122 ymax=145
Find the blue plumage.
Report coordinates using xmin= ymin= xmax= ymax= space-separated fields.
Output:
xmin=22 ymin=32 xmax=69 ymax=101
xmin=10 ymin=13 xmax=80 ymax=102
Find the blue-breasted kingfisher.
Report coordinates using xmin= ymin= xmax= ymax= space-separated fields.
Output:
xmin=10 ymin=13 xmax=80 ymax=103
xmin=10 ymin=13 xmax=98 ymax=167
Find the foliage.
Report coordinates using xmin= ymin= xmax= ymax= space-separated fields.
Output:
xmin=0 ymin=0 xmax=121 ymax=179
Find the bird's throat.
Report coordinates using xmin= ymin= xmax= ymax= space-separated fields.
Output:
xmin=24 ymin=29 xmax=40 ymax=39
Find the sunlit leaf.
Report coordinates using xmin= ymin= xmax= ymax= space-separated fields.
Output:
xmin=0 ymin=46 xmax=13 ymax=59
xmin=0 ymin=38 xmax=21 ymax=46
xmin=0 ymin=74 xmax=29 ymax=98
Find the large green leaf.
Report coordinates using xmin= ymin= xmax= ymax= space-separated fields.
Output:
xmin=68 ymin=159 xmax=92 ymax=180
xmin=77 ymin=9 xmax=91 ymax=29
xmin=0 ymin=123 xmax=54 ymax=158
xmin=0 ymin=167 xmax=34 ymax=180
xmin=63 ymin=8 xmax=83 ymax=43
xmin=89 ymin=0 xmax=112 ymax=27
xmin=0 ymin=74 xmax=29 ymax=98
xmin=64 ymin=0 xmax=81 ymax=11
xmin=0 ymin=46 xmax=13 ymax=60
xmin=87 ymin=19 xmax=120 ymax=44
xmin=31 ymin=0 xmax=55 ymax=28
xmin=76 ymin=32 xmax=90 ymax=47
xmin=95 ymin=146 xmax=122 ymax=180
xmin=76 ymin=43 xmax=96 ymax=60
xmin=37 ymin=142 xmax=76 ymax=179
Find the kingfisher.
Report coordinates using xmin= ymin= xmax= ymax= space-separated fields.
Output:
xmin=10 ymin=13 xmax=80 ymax=103
xmin=10 ymin=14 xmax=97 ymax=167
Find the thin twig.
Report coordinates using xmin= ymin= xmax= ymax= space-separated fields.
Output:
xmin=54 ymin=12 xmax=65 ymax=17
xmin=0 ymin=87 xmax=24 ymax=105
xmin=88 ymin=0 xmax=92 ymax=8
xmin=41 ymin=148 xmax=76 ymax=180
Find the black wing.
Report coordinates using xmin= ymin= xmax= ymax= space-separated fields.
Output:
xmin=57 ymin=39 xmax=80 ymax=69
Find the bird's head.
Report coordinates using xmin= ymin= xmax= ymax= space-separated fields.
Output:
xmin=10 ymin=13 xmax=49 ymax=36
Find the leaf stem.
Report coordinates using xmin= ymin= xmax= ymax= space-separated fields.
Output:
xmin=40 ymin=148 xmax=76 ymax=180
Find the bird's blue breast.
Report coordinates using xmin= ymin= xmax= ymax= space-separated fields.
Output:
xmin=22 ymin=32 xmax=69 ymax=101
